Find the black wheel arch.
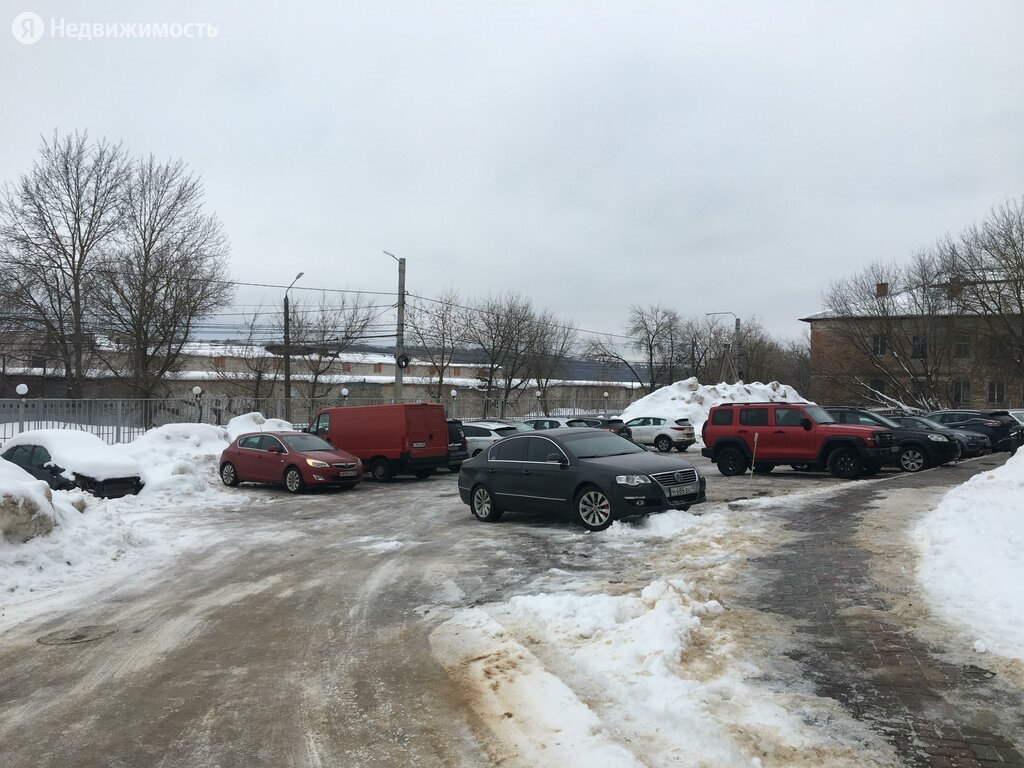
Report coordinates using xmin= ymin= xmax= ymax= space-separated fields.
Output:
xmin=708 ymin=438 xmax=752 ymax=463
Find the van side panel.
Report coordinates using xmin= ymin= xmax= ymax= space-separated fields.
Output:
xmin=312 ymin=403 xmax=448 ymax=475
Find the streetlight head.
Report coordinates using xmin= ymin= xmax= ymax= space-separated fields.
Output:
xmin=450 ymin=389 xmax=458 ymax=398
xmin=603 ymin=391 xmax=609 ymax=397
xmin=295 ymin=271 xmax=304 ymax=280
xmin=16 ymin=383 xmax=28 ymax=396
xmin=192 ymin=386 xmax=202 ymax=396
xmin=341 ymin=387 xmax=350 ymax=397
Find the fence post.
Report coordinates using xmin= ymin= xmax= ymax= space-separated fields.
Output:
xmin=115 ymin=400 xmax=123 ymax=443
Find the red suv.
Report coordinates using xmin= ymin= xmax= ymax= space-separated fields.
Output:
xmin=700 ymin=402 xmax=898 ymax=479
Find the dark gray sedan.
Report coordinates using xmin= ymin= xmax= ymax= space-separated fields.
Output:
xmin=457 ymin=428 xmax=706 ymax=531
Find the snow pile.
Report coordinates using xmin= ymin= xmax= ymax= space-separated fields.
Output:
xmin=914 ymin=452 xmax=1024 ymax=661
xmin=432 ymin=577 xmax=886 ymax=766
xmin=112 ymin=422 xmax=232 ymax=495
xmin=0 ymin=459 xmax=57 ymax=541
xmin=620 ymin=378 xmax=807 ymax=437
xmin=225 ymin=412 xmax=293 ymax=440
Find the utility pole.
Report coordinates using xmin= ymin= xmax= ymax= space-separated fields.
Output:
xmin=706 ymin=311 xmax=741 ymax=383
xmin=283 ymin=272 xmax=304 ymax=421
xmin=384 ymin=251 xmax=406 ymax=402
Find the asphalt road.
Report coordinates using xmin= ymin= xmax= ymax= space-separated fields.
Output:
xmin=0 ymin=453 xmax=1011 ymax=767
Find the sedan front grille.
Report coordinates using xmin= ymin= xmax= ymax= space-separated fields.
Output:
xmin=331 ymin=462 xmax=358 ymax=469
xmin=650 ymin=468 xmax=698 ymax=487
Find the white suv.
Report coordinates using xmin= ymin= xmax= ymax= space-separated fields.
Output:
xmin=623 ymin=416 xmax=696 ymax=452
xmin=461 ymin=421 xmax=532 ymax=457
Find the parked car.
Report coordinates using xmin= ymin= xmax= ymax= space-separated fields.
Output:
xmin=461 ymin=420 xmax=532 ymax=457
xmin=623 ymin=416 xmax=696 ymax=452
xmin=447 ymin=419 xmax=468 ymax=471
xmin=564 ymin=416 xmax=633 ymax=440
xmin=890 ymin=415 xmax=990 ymax=458
xmin=701 ymin=402 xmax=898 ymax=479
xmin=307 ymin=403 xmax=449 ymax=481
xmin=1 ymin=429 xmax=144 ymax=498
xmin=220 ymin=431 xmax=363 ymax=493
xmin=1008 ymin=410 xmax=1024 ymax=426
xmin=925 ymin=409 xmax=1022 ymax=454
xmin=824 ymin=407 xmax=958 ymax=472
xmin=458 ymin=428 xmax=706 ymax=531
xmin=522 ymin=417 xmax=575 ymax=430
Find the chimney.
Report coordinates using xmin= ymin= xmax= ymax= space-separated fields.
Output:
xmin=875 ymin=282 xmax=889 ymax=297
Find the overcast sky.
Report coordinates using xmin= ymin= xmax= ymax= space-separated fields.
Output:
xmin=3 ymin=0 xmax=1024 ymax=348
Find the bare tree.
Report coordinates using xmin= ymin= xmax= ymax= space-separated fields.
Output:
xmin=461 ymin=293 xmax=537 ymax=418
xmin=213 ymin=306 xmax=282 ymax=406
xmin=406 ymin=287 xmax=464 ymax=401
xmin=939 ymin=197 xmax=1024 ymax=380
xmin=290 ymin=292 xmax=376 ymax=412
xmin=529 ymin=311 xmax=577 ymax=414
xmin=820 ymin=251 xmax=957 ymax=408
xmin=90 ymin=155 xmax=232 ymax=397
xmin=0 ymin=131 xmax=128 ymax=397
xmin=584 ymin=304 xmax=683 ymax=393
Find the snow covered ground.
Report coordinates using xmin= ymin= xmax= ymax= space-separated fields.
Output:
xmin=2 ymin=385 xmax=1022 ymax=765
xmin=914 ymin=451 xmax=1024 ymax=662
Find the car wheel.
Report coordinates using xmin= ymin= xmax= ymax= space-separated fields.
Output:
xmin=752 ymin=462 xmax=774 ymax=474
xmin=716 ymin=447 xmax=747 ymax=476
xmin=220 ymin=462 xmax=239 ymax=487
xmin=284 ymin=466 xmax=304 ymax=493
xmin=898 ymin=445 xmax=928 ymax=473
xmin=471 ymin=485 xmax=502 ymax=522
xmin=676 ymin=445 xmax=690 ymax=452
xmin=574 ymin=485 xmax=613 ymax=531
xmin=370 ymin=459 xmax=393 ymax=482
xmin=413 ymin=469 xmax=433 ymax=479
xmin=828 ymin=447 xmax=862 ymax=479
xmin=790 ymin=463 xmax=813 ymax=472
xmin=654 ymin=435 xmax=673 ymax=452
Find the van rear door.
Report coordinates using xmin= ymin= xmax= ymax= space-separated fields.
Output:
xmin=405 ymin=405 xmax=447 ymax=458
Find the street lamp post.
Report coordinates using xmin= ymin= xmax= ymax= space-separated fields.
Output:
xmin=603 ymin=390 xmax=609 ymax=416
xmin=705 ymin=311 xmax=742 ymax=383
xmin=383 ymin=251 xmax=407 ymax=403
xmin=192 ymin=386 xmax=203 ymax=423
xmin=16 ymin=383 xmax=27 ymax=433
xmin=341 ymin=387 xmax=350 ymax=406
xmin=283 ymin=272 xmax=304 ymax=422
xmin=450 ymin=388 xmax=458 ymax=418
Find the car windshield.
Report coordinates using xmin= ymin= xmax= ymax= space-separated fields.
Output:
xmin=913 ymin=417 xmax=944 ymax=430
xmin=803 ymin=405 xmax=835 ymax=424
xmin=871 ymin=414 xmax=902 ymax=429
xmin=562 ymin=431 xmax=647 ymax=458
xmin=282 ymin=434 xmax=335 ymax=452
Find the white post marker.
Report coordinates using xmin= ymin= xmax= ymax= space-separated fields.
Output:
xmin=751 ymin=432 xmax=759 ymax=482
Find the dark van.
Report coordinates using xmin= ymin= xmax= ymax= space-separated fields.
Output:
xmin=308 ymin=403 xmax=448 ymax=481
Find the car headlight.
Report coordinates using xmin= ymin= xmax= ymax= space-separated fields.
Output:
xmin=615 ymin=474 xmax=651 ymax=486
xmin=306 ymin=458 xmax=330 ymax=468
xmin=926 ymin=434 xmax=947 ymax=442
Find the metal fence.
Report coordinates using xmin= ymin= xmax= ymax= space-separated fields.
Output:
xmin=0 ymin=391 xmax=635 ymax=444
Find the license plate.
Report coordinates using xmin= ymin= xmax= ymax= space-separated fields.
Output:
xmin=337 ymin=470 xmax=357 ymax=477
xmin=890 ymin=446 xmax=899 ymax=453
xmin=412 ymin=441 xmax=426 ymax=448
xmin=669 ymin=483 xmax=697 ymax=497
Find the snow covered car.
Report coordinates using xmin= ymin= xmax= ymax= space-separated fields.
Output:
xmin=1 ymin=430 xmax=144 ymax=498
xmin=219 ymin=431 xmax=364 ymax=493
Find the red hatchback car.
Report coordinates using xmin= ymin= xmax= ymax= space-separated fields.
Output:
xmin=219 ymin=431 xmax=364 ymax=493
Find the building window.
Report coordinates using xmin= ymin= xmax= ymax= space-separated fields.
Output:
xmin=868 ymin=379 xmax=887 ymax=396
xmin=871 ymin=335 xmax=887 ymax=356
xmin=952 ymin=380 xmax=971 ymax=405
xmin=373 ymin=363 xmax=382 ymax=374
xmin=342 ymin=362 xmax=352 ymax=373
xmin=953 ymin=334 xmax=971 ymax=359
xmin=988 ymin=381 xmax=1005 ymax=404
xmin=911 ymin=335 xmax=928 ymax=359
xmin=453 ymin=367 xmax=461 ymax=376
